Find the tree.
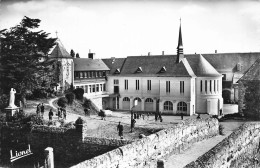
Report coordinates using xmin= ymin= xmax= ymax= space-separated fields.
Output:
xmin=243 ymin=81 xmax=260 ymax=119
xmin=76 ymin=53 xmax=80 ymax=58
xmin=0 ymin=16 xmax=56 ymax=100
xmin=70 ymin=49 xmax=75 ymax=58
xmin=65 ymin=92 xmax=75 ymax=105
xmin=57 ymin=97 xmax=68 ymax=108
xmin=73 ymin=88 xmax=84 ymax=100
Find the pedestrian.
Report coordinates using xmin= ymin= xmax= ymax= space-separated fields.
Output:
xmin=158 ymin=111 xmax=162 ymax=122
xmin=40 ymin=103 xmax=45 ymax=118
xmin=181 ymin=112 xmax=184 ymax=120
xmin=84 ymin=108 xmax=88 ymax=116
xmin=48 ymin=108 xmax=53 ymax=121
xmin=134 ymin=113 xmax=137 ymax=119
xmin=219 ymin=109 xmax=223 ymax=116
xmin=63 ymin=108 xmax=67 ymax=120
xmin=155 ymin=112 xmax=158 ymax=121
xmin=131 ymin=118 xmax=136 ymax=132
xmin=117 ymin=122 xmax=124 ymax=138
xmin=197 ymin=114 xmax=201 ymax=119
xmin=142 ymin=113 xmax=145 ymax=120
xmin=57 ymin=108 xmax=61 ymax=120
xmin=36 ymin=103 xmax=41 ymax=117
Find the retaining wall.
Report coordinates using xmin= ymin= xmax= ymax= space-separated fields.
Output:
xmin=71 ymin=118 xmax=219 ymax=168
xmin=185 ymin=122 xmax=260 ymax=168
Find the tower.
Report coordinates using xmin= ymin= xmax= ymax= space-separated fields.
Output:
xmin=176 ymin=19 xmax=184 ymax=63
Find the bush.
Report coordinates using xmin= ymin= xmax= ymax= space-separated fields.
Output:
xmin=0 ymin=94 xmax=9 ymax=110
xmin=73 ymin=88 xmax=84 ymax=100
xmin=65 ymin=92 xmax=75 ymax=105
xmin=219 ymin=124 xmax=225 ymax=135
xmin=63 ymin=121 xmax=75 ymax=129
xmin=57 ymin=97 xmax=68 ymax=108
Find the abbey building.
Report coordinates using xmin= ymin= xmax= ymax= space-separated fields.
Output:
xmin=48 ymin=24 xmax=260 ymax=116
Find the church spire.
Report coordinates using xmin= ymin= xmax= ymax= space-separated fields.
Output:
xmin=176 ymin=18 xmax=184 ymax=63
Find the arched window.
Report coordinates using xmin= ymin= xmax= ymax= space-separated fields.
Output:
xmin=123 ymin=97 xmax=130 ymax=101
xmin=177 ymin=102 xmax=187 ymax=111
xmin=145 ymin=98 xmax=153 ymax=103
xmin=164 ymin=101 xmax=173 ymax=111
xmin=134 ymin=97 xmax=141 ymax=102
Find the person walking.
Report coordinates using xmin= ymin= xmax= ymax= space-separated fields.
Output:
xmin=63 ymin=108 xmax=67 ymax=120
xmin=117 ymin=122 xmax=124 ymax=139
xmin=131 ymin=118 xmax=136 ymax=133
xmin=48 ymin=108 xmax=54 ymax=121
xmin=40 ymin=103 xmax=45 ymax=118
xmin=155 ymin=112 xmax=158 ymax=121
xmin=181 ymin=112 xmax=184 ymax=120
xmin=36 ymin=103 xmax=41 ymax=117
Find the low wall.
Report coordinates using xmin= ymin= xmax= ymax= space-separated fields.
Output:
xmin=71 ymin=118 xmax=219 ymax=168
xmin=185 ymin=122 xmax=260 ymax=168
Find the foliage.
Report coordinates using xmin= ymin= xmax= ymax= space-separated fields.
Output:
xmin=75 ymin=117 xmax=85 ymax=125
xmin=0 ymin=94 xmax=9 ymax=110
xmin=243 ymin=81 xmax=260 ymax=120
xmin=57 ymin=97 xmax=68 ymax=108
xmin=76 ymin=53 xmax=80 ymax=58
xmin=70 ymin=49 xmax=75 ymax=57
xmin=65 ymin=92 xmax=75 ymax=105
xmin=63 ymin=121 xmax=75 ymax=129
xmin=73 ymin=88 xmax=84 ymax=100
xmin=0 ymin=16 xmax=56 ymax=98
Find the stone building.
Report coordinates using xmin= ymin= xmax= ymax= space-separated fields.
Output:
xmin=237 ymin=58 xmax=260 ymax=114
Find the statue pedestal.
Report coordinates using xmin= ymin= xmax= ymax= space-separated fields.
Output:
xmin=4 ymin=107 xmax=20 ymax=117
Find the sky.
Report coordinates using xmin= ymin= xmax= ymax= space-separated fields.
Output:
xmin=1 ymin=0 xmax=260 ymax=59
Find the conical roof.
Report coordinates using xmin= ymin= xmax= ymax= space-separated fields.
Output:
xmin=193 ymin=54 xmax=221 ymax=77
xmin=49 ymin=39 xmax=72 ymax=58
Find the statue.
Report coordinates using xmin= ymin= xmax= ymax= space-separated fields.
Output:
xmin=8 ymin=88 xmax=17 ymax=108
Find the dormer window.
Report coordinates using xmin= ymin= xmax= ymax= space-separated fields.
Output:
xmin=136 ymin=67 xmax=142 ymax=73
xmin=159 ymin=66 xmax=167 ymax=73
xmin=114 ymin=68 xmax=120 ymax=74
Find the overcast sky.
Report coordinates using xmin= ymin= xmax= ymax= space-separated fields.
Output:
xmin=1 ymin=0 xmax=260 ymax=59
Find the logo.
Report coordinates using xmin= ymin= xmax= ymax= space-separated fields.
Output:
xmin=10 ymin=144 xmax=33 ymax=162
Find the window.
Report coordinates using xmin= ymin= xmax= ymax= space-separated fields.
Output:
xmin=90 ymin=72 xmax=93 ymax=78
xmin=123 ymin=97 xmax=130 ymax=101
xmin=103 ymin=84 xmax=106 ymax=91
xmin=214 ymin=80 xmax=216 ymax=92
xmin=80 ymin=72 xmax=83 ymax=78
xmin=92 ymin=84 xmax=95 ymax=92
xmin=100 ymin=84 xmax=103 ymax=91
xmin=96 ymin=84 xmax=99 ymax=92
xmin=136 ymin=67 xmax=142 ymax=73
xmin=177 ymin=102 xmax=187 ymax=111
xmin=210 ymin=80 xmax=212 ymax=92
xmin=136 ymin=80 xmax=140 ymax=90
xmin=75 ymin=72 xmax=79 ymax=78
xmin=89 ymin=85 xmax=92 ymax=93
xmin=145 ymin=98 xmax=153 ymax=103
xmin=134 ymin=97 xmax=141 ymax=103
xmin=102 ymin=71 xmax=106 ymax=77
xmin=200 ymin=80 xmax=203 ymax=92
xmin=114 ymin=79 xmax=119 ymax=85
xmin=84 ymin=72 xmax=87 ymax=78
xmin=76 ymin=86 xmax=79 ymax=89
xmin=166 ymin=81 xmax=170 ymax=93
xmin=164 ymin=101 xmax=173 ymax=111
xmin=217 ymin=80 xmax=219 ymax=92
xmin=180 ymin=81 xmax=184 ymax=93
xmin=84 ymin=85 xmax=88 ymax=93
xmin=125 ymin=80 xmax=128 ymax=90
xmin=82 ymin=72 xmax=85 ymax=78
xmin=147 ymin=80 xmax=151 ymax=91
xmin=99 ymin=71 xmax=102 ymax=77
xmin=205 ymin=80 xmax=207 ymax=93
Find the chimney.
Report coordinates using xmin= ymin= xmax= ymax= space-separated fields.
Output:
xmin=215 ymin=50 xmax=217 ymax=53
xmin=88 ymin=49 xmax=94 ymax=59
xmin=162 ymin=51 xmax=164 ymax=55
xmin=148 ymin=52 xmax=150 ymax=56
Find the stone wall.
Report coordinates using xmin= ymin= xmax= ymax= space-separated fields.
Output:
xmin=0 ymin=124 xmax=132 ymax=168
xmin=185 ymin=122 xmax=260 ymax=168
xmin=238 ymin=81 xmax=245 ymax=113
xmin=71 ymin=118 xmax=219 ymax=168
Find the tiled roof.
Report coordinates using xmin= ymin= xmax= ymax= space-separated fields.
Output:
xmin=186 ymin=54 xmax=221 ymax=77
xmin=238 ymin=58 xmax=260 ymax=81
xmin=102 ymin=58 xmax=126 ymax=74
xmin=74 ymin=58 xmax=110 ymax=71
xmin=108 ymin=55 xmax=195 ymax=77
xmin=197 ymin=52 xmax=260 ymax=73
xmin=49 ymin=39 xmax=72 ymax=59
